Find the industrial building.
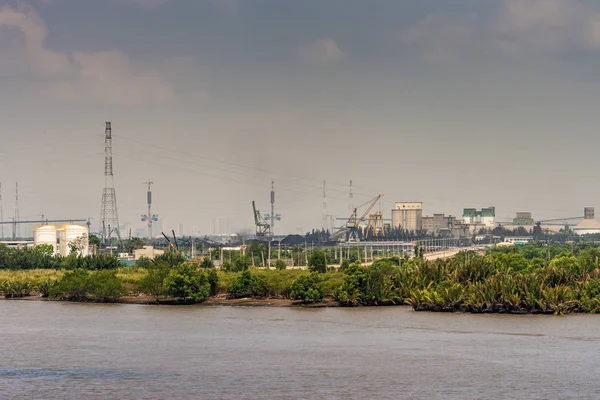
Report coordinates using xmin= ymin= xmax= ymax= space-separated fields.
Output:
xmin=133 ymin=246 xmax=164 ymax=261
xmin=33 ymin=224 xmax=90 ymax=256
xmin=421 ymin=214 xmax=468 ymax=238
xmin=391 ymin=202 xmax=423 ymax=232
xmin=513 ymin=212 xmax=534 ymax=226
xmin=463 ymin=207 xmax=496 ymax=227
xmin=574 ymin=207 xmax=600 ymax=235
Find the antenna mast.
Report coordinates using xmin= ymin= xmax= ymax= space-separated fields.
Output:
xmin=100 ymin=122 xmax=121 ymax=244
xmin=142 ymin=180 xmax=157 ymax=239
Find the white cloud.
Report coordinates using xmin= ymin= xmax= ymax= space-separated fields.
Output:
xmin=401 ymin=13 xmax=479 ymax=63
xmin=403 ymin=0 xmax=600 ymax=62
xmin=0 ymin=3 xmax=176 ymax=106
xmin=298 ymin=38 xmax=343 ymax=65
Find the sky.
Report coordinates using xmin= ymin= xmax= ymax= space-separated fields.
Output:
xmin=2 ymin=0 xmax=600 ymax=236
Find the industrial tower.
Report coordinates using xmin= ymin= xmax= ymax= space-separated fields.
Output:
xmin=261 ymin=180 xmax=280 ymax=236
xmin=270 ymin=180 xmax=275 ymax=234
xmin=99 ymin=122 xmax=121 ymax=242
xmin=141 ymin=180 xmax=158 ymax=239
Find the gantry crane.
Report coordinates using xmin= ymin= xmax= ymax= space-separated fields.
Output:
xmin=331 ymin=193 xmax=384 ymax=242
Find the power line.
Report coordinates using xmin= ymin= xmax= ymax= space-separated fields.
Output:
xmin=115 ymin=135 xmax=376 ymax=196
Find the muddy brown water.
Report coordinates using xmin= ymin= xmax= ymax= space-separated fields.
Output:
xmin=1 ymin=301 xmax=599 ymax=399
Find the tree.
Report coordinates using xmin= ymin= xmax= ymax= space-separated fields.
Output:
xmin=227 ymin=269 xmax=267 ymax=299
xmin=308 ymin=249 xmax=327 ymax=273
xmin=137 ymin=261 xmax=170 ymax=300
xmin=290 ymin=273 xmax=324 ymax=303
xmin=275 ymin=259 xmax=287 ymax=270
xmin=89 ymin=234 xmax=101 ymax=247
xmin=68 ymin=234 xmax=88 ymax=256
xmin=164 ymin=263 xmax=210 ymax=302
xmin=200 ymin=257 xmax=215 ymax=269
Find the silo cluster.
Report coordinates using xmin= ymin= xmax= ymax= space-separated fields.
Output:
xmin=33 ymin=224 xmax=90 ymax=256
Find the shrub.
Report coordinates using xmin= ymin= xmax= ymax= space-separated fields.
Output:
xmin=275 ymin=259 xmax=287 ymax=270
xmin=290 ymin=273 xmax=324 ymax=303
xmin=227 ymin=269 xmax=267 ymax=299
xmin=88 ymin=270 xmax=126 ymax=302
xmin=200 ymin=258 xmax=215 ymax=269
xmin=164 ymin=264 xmax=210 ymax=302
xmin=49 ymin=269 xmax=91 ymax=301
xmin=49 ymin=269 xmax=125 ymax=302
xmin=137 ymin=261 xmax=170 ymax=300
xmin=340 ymin=259 xmax=350 ymax=271
xmin=207 ymin=268 xmax=219 ymax=296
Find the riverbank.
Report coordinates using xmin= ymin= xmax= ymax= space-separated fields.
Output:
xmin=0 ymin=293 xmax=340 ymax=307
xmin=5 ymin=243 xmax=600 ymax=315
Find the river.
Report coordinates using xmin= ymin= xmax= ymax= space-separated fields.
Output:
xmin=1 ymin=301 xmax=598 ymax=399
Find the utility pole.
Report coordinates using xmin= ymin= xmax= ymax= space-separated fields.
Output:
xmin=14 ymin=182 xmax=19 ymax=239
xmin=322 ymin=180 xmax=327 ymax=231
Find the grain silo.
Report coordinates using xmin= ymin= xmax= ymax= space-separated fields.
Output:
xmin=391 ymin=202 xmax=423 ymax=232
xmin=58 ymin=224 xmax=90 ymax=256
xmin=33 ymin=225 xmax=58 ymax=255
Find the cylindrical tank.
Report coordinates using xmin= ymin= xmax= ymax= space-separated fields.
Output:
xmin=33 ymin=225 xmax=58 ymax=254
xmin=59 ymin=224 xmax=89 ymax=256
xmin=391 ymin=209 xmax=403 ymax=229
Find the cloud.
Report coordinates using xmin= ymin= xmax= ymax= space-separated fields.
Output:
xmin=298 ymin=38 xmax=343 ymax=65
xmin=114 ymin=0 xmax=171 ymax=8
xmin=114 ymin=0 xmax=239 ymax=12
xmin=401 ymin=13 xmax=479 ymax=63
xmin=0 ymin=3 xmax=176 ymax=106
xmin=402 ymin=0 xmax=600 ymax=62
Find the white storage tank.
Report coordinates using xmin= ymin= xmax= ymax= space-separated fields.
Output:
xmin=33 ymin=225 xmax=58 ymax=255
xmin=58 ymin=224 xmax=90 ymax=256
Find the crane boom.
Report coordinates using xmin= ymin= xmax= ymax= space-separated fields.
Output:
xmin=331 ymin=193 xmax=384 ymax=242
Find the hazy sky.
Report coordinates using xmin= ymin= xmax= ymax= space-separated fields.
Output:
xmin=2 ymin=0 xmax=600 ymax=236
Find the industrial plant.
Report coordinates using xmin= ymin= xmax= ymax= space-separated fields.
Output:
xmin=0 ymin=120 xmax=599 ymax=262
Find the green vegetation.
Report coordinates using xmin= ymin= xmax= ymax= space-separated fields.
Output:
xmin=164 ymin=263 xmax=211 ymax=303
xmin=227 ymin=269 xmax=268 ymax=299
xmin=49 ymin=269 xmax=125 ymax=302
xmin=3 ymin=242 xmax=600 ymax=314
xmin=290 ymin=273 xmax=324 ymax=303
xmin=308 ymin=249 xmax=327 ymax=273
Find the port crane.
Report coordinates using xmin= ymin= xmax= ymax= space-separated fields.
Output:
xmin=162 ymin=230 xmax=189 ymax=259
xmin=252 ymin=201 xmax=272 ymax=238
xmin=331 ymin=194 xmax=384 ymax=242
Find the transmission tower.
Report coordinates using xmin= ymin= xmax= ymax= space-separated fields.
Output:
xmin=14 ymin=182 xmax=19 ymax=239
xmin=99 ymin=122 xmax=121 ymax=243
